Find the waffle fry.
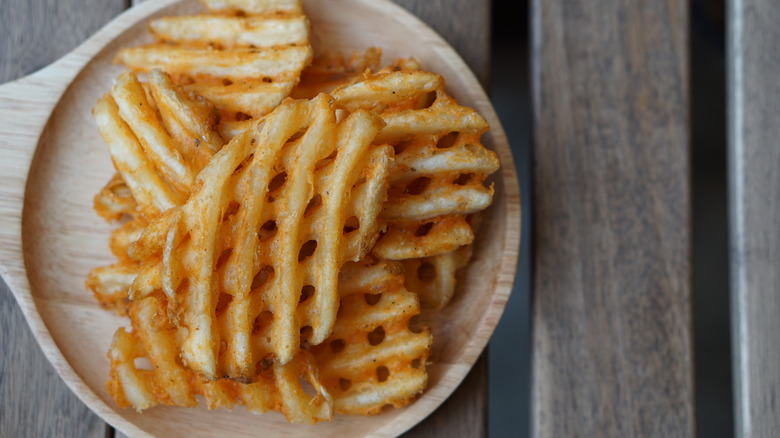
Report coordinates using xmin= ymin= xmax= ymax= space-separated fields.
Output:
xmin=331 ymin=70 xmax=499 ymax=263
xmin=329 ymin=69 xmax=499 ymax=309
xmin=313 ymin=259 xmax=432 ymax=415
xmin=127 ymin=95 xmax=392 ymax=380
xmin=92 ymin=70 xmax=225 ymax=219
xmin=149 ymin=15 xmax=309 ymax=49
xmin=94 ymin=173 xmax=138 ymax=221
xmin=86 ymin=263 xmax=138 ymax=313
xmin=116 ymin=0 xmax=312 ymax=134
xmin=201 ymin=0 xmax=303 ymax=15
xmin=107 ymin=296 xmax=332 ymax=424
xmin=401 ymin=245 xmax=472 ymax=310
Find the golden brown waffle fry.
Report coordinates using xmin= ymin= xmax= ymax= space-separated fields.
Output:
xmin=109 ymin=218 xmax=148 ymax=262
xmin=88 ymin=2 xmax=501 ymax=418
xmin=92 ymin=70 xmax=225 ymax=219
xmin=313 ymin=259 xmax=432 ymax=415
xmin=94 ymin=173 xmax=138 ymax=221
xmin=401 ymin=245 xmax=472 ymax=309
xmin=117 ymin=46 xmax=311 ymax=83
xmin=117 ymin=0 xmax=312 ymax=134
xmin=106 ymin=296 xmax=332 ymax=424
xmin=148 ymin=69 xmax=224 ymax=169
xmin=149 ymin=15 xmax=309 ymax=49
xmin=330 ymin=70 xmax=499 ymax=262
xmin=87 ymin=216 xmax=147 ymax=313
xmin=330 ymin=69 xmax=499 ymax=310
xmin=127 ymin=95 xmax=392 ymax=380
xmin=201 ymin=0 xmax=303 ymax=15
xmin=87 ymin=263 xmax=138 ymax=314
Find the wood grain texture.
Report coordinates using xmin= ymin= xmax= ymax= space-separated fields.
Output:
xmin=0 ymin=0 xmax=514 ymax=437
xmin=404 ymin=353 xmax=488 ymax=438
xmin=0 ymin=0 xmax=126 ymax=82
xmin=390 ymin=0 xmax=491 ymax=88
xmin=531 ymin=1 xmax=693 ymax=437
xmin=729 ymin=0 xmax=780 ymax=436
xmin=0 ymin=1 xmax=125 ymax=437
xmin=0 ymin=281 xmax=108 ymax=438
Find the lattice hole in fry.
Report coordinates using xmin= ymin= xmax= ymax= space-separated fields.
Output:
xmin=299 ymin=285 xmax=315 ymax=303
xmin=343 ymin=216 xmax=360 ymax=234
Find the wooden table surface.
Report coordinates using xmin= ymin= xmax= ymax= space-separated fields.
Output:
xmin=531 ymin=1 xmax=694 ymax=437
xmin=729 ymin=0 xmax=780 ymax=436
xmin=0 ymin=0 xmax=491 ymax=437
xmin=12 ymin=0 xmax=777 ymax=437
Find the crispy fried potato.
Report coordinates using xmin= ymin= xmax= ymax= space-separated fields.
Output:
xmin=126 ymin=96 xmax=391 ymax=380
xmin=402 ymin=245 xmax=472 ymax=309
xmin=291 ymin=47 xmax=382 ymax=100
xmin=93 ymin=70 xmax=225 ymax=219
xmin=148 ymin=69 xmax=224 ymax=167
xmin=93 ymin=173 xmax=138 ymax=221
xmin=117 ymin=0 xmax=311 ymax=138
xmin=331 ymin=70 xmax=499 ymax=261
xmin=116 ymin=46 xmax=312 ymax=83
xmin=313 ymin=259 xmax=432 ymax=415
xmin=149 ymin=14 xmax=309 ymax=48
xmin=111 ymin=72 xmax=196 ymax=193
xmin=86 ymin=263 xmax=139 ymax=314
xmin=200 ymin=0 xmax=303 ymax=15
xmin=90 ymin=0 xmax=501 ymax=421
xmin=185 ymin=78 xmax=296 ymax=119
xmin=106 ymin=296 xmax=332 ymax=423
xmin=93 ymin=92 xmax=183 ymax=218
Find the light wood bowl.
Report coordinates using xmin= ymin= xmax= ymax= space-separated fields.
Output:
xmin=0 ymin=0 xmax=520 ymax=436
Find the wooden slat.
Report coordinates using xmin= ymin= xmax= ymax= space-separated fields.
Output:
xmin=729 ymin=0 xmax=780 ymax=436
xmin=0 ymin=1 xmax=126 ymax=437
xmin=0 ymin=0 xmax=126 ymax=81
xmin=531 ymin=1 xmax=694 ymax=437
xmin=404 ymin=353 xmax=488 ymax=438
xmin=391 ymin=0 xmax=491 ymax=87
xmin=0 ymin=281 xmax=107 ymax=437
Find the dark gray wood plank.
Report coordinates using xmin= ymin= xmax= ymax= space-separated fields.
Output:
xmin=0 ymin=0 xmax=127 ymax=82
xmin=391 ymin=0 xmax=491 ymax=88
xmin=531 ymin=1 xmax=694 ymax=437
xmin=404 ymin=353 xmax=488 ymax=438
xmin=0 ymin=281 xmax=108 ymax=438
xmin=729 ymin=1 xmax=780 ymax=436
xmin=0 ymin=0 xmax=126 ymax=437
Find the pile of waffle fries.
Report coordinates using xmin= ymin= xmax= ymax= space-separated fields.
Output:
xmin=86 ymin=0 xmax=499 ymax=424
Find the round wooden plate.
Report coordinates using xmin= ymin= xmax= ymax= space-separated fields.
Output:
xmin=0 ymin=0 xmax=520 ymax=436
